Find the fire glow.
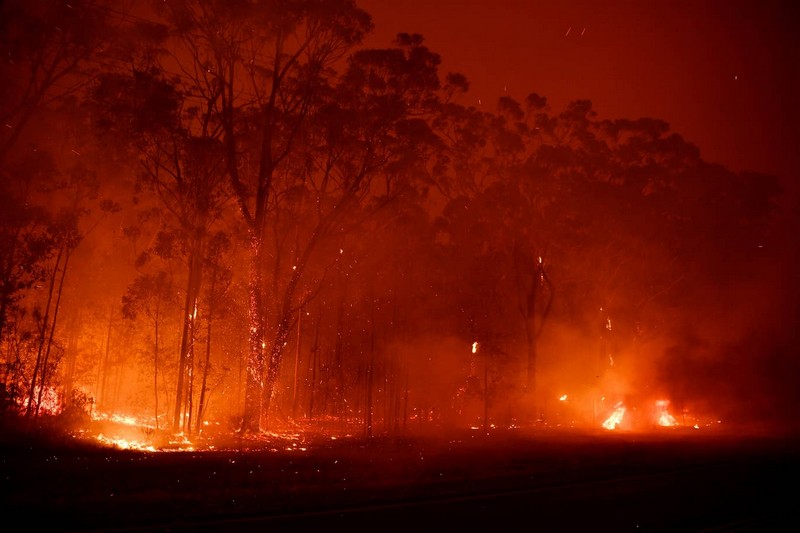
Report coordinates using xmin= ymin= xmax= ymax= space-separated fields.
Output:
xmin=600 ymin=399 xmax=685 ymax=431
xmin=602 ymin=403 xmax=627 ymax=430
xmin=1 ymin=0 xmax=787 ymax=460
xmin=656 ymin=400 xmax=677 ymax=427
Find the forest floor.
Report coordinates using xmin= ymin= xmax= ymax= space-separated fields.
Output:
xmin=2 ymin=415 xmax=799 ymax=532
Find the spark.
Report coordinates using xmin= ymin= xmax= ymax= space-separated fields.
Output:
xmin=581 ymin=27 xmax=586 ymax=36
xmin=565 ymin=26 xmax=571 ymax=37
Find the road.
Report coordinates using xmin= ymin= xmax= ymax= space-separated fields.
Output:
xmin=4 ymin=428 xmax=798 ymax=532
xmin=115 ymin=432 xmax=799 ymax=532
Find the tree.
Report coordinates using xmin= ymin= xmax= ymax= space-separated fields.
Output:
xmin=122 ymin=270 xmax=174 ymax=431
xmin=0 ymin=0 xmax=130 ymax=418
xmin=149 ymin=0 xmax=373 ymax=432
xmin=0 ymin=0 xmax=121 ymax=158
xmin=0 ymin=161 xmax=56 ymax=351
xmin=92 ymin=62 xmax=232 ymax=432
xmin=194 ymin=231 xmax=234 ymax=434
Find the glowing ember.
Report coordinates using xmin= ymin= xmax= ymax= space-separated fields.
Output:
xmin=472 ymin=341 xmax=478 ymax=354
xmin=602 ymin=402 xmax=626 ymax=430
xmin=559 ymin=394 xmax=568 ymax=401
xmin=96 ymin=434 xmax=158 ymax=452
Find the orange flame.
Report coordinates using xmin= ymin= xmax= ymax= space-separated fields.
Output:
xmin=602 ymin=402 xmax=626 ymax=430
xmin=655 ymin=399 xmax=677 ymax=427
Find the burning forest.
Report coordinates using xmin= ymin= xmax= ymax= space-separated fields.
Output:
xmin=1 ymin=0 xmax=799 ymax=457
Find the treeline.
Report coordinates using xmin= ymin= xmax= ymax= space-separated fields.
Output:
xmin=0 ymin=0 xmax=791 ymax=437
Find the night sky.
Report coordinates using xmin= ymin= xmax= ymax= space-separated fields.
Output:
xmin=360 ymin=0 xmax=800 ymax=197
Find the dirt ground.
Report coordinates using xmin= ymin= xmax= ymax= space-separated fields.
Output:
xmin=2 ymin=418 xmax=799 ymax=531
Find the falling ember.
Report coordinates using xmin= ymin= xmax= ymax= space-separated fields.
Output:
xmin=602 ymin=402 xmax=626 ymax=430
xmin=472 ymin=341 xmax=478 ymax=354
xmin=655 ymin=399 xmax=677 ymax=427
xmin=559 ymin=394 xmax=568 ymax=401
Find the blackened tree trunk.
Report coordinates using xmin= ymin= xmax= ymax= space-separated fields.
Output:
xmin=26 ymin=246 xmax=63 ymax=417
xmin=35 ymin=248 xmax=70 ymax=417
xmin=172 ymin=246 xmax=202 ymax=433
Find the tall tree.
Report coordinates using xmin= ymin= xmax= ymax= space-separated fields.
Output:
xmin=92 ymin=62 xmax=231 ymax=432
xmin=152 ymin=0 xmax=373 ymax=432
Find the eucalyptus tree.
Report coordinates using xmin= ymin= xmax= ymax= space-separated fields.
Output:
xmin=498 ymin=96 xmax=782 ymax=419
xmin=433 ymin=94 xmax=555 ymax=415
xmin=0 ymin=0 xmax=127 ymax=385
xmin=154 ymin=0 xmax=457 ymax=431
xmin=92 ymin=64 xmax=232 ymax=432
xmin=149 ymin=0 xmax=373 ymax=432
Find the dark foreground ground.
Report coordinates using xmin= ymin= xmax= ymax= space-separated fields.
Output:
xmin=2 ymin=422 xmax=799 ymax=532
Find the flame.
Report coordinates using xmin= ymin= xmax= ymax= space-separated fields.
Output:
xmin=655 ymin=399 xmax=677 ymax=427
xmin=602 ymin=402 xmax=626 ymax=430
xmin=22 ymin=386 xmax=62 ymax=415
xmin=95 ymin=434 xmax=158 ymax=452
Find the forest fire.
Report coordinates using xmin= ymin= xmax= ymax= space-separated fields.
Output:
xmin=0 ymin=0 xmax=797 ymax=482
xmin=1 ymin=3 xmax=798 ymax=531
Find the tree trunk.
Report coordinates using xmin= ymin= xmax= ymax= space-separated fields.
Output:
xmin=524 ymin=259 xmax=553 ymax=422
xmin=196 ymin=268 xmax=217 ymax=435
xmin=291 ymin=308 xmax=301 ymax=421
xmin=483 ymin=348 xmax=490 ymax=432
xmin=153 ymin=308 xmax=160 ymax=432
xmin=184 ymin=316 xmax=195 ymax=435
xmin=26 ymin=246 xmax=62 ymax=417
xmin=98 ymin=308 xmax=113 ymax=411
xmin=62 ymin=313 xmax=79 ymax=405
xmin=261 ymin=315 xmax=292 ymax=429
xmin=242 ymin=234 xmax=266 ymax=433
xmin=365 ymin=298 xmax=375 ymax=438
xmin=36 ymin=248 xmax=70 ymax=416
xmin=524 ymin=311 xmax=537 ymax=417
xmin=308 ymin=316 xmax=320 ymax=420
xmin=172 ymin=246 xmax=203 ymax=433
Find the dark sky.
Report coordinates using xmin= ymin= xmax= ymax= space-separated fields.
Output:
xmin=359 ymin=0 xmax=800 ymax=196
